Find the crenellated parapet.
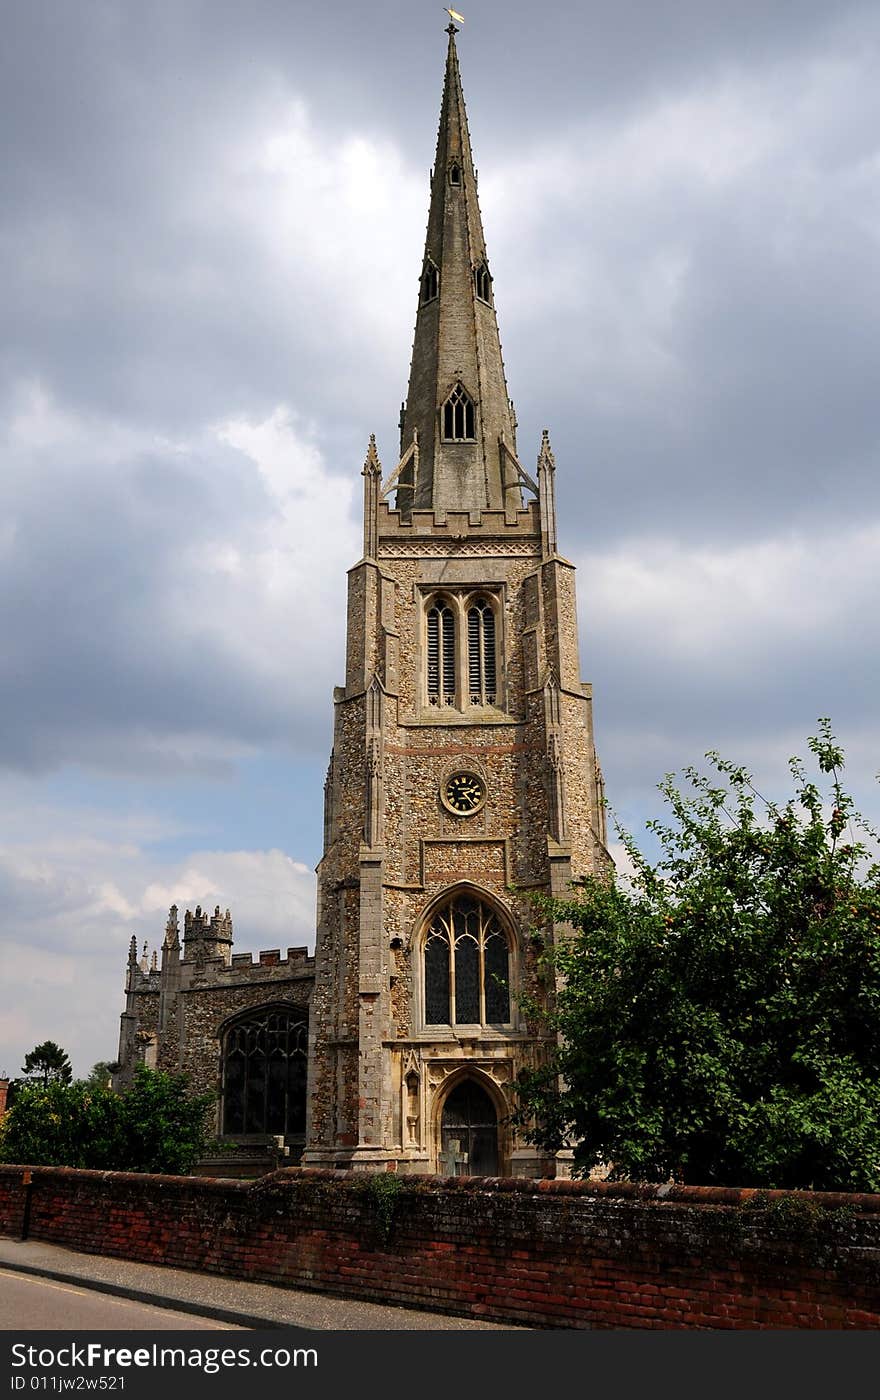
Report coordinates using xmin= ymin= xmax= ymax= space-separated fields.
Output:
xmin=114 ymin=903 xmax=316 ymax=1094
xmin=377 ymin=498 xmax=540 ymax=540
xmin=183 ymin=903 xmax=233 ymax=963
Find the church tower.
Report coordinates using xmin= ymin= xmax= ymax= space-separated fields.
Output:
xmin=304 ymin=25 xmax=609 ymax=1177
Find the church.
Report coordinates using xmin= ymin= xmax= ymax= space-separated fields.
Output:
xmin=114 ymin=25 xmax=610 ymax=1179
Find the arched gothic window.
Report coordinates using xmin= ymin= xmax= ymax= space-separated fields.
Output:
xmin=424 ymin=892 xmax=511 ymax=1027
xmin=467 ymin=599 xmax=496 ymax=705
xmin=221 ymin=1005 xmax=308 ymax=1138
xmin=427 ymin=600 xmax=456 ymax=706
xmin=420 ymin=259 xmax=439 ymax=305
xmin=442 ymin=383 xmax=475 ymax=442
xmin=449 ymin=162 xmax=461 ymax=186
xmin=473 ymin=262 xmax=491 ymax=303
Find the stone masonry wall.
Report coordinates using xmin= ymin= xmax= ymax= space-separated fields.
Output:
xmin=1 ymin=1167 xmax=879 ymax=1329
xmin=308 ymin=489 xmax=607 ymax=1166
xmin=162 ymin=976 xmax=313 ymax=1121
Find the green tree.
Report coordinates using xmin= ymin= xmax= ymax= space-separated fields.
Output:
xmin=0 ymin=1066 xmax=212 ymax=1174
xmin=114 ymin=1065 xmax=213 ymax=1174
xmin=0 ymin=1080 xmax=120 ymax=1169
xmin=80 ymin=1061 xmax=118 ymax=1091
xmin=515 ymin=722 xmax=880 ymax=1191
xmin=21 ymin=1041 xmax=73 ymax=1086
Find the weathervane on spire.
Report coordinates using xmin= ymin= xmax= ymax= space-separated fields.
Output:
xmin=444 ymin=8 xmax=464 ymax=33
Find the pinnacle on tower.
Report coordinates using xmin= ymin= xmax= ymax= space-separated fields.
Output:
xmin=538 ymin=428 xmax=555 ymax=471
xmin=537 ymin=427 xmax=558 ymax=557
xmin=398 ymin=28 xmax=521 ymax=516
xmin=164 ymin=904 xmax=180 ymax=950
xmin=362 ymin=433 xmax=383 ymax=558
xmin=362 ymin=433 xmax=382 ymax=476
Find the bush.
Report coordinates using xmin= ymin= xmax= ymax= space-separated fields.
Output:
xmin=0 ymin=1066 xmax=212 ymax=1174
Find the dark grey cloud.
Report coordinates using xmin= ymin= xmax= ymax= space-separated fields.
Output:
xmin=0 ymin=389 xmax=354 ymax=774
xmin=2 ymin=0 xmax=877 ymax=761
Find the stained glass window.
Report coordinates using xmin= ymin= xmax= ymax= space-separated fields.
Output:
xmin=222 ymin=1005 xmax=308 ymax=1138
xmin=423 ymin=894 xmax=511 ymax=1026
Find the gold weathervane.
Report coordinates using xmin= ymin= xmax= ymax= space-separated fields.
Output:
xmin=445 ymin=8 xmax=465 ymax=24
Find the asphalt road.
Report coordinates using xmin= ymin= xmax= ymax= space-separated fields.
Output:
xmin=0 ymin=1269 xmax=244 ymax=1331
xmin=0 ymin=1238 xmax=515 ymax=1330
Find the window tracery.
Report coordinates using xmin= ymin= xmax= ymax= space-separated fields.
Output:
xmin=221 ymin=1005 xmax=308 ymax=1138
xmin=423 ymin=591 xmax=503 ymax=713
xmin=442 ymin=383 xmax=475 ymax=441
xmin=423 ymin=893 xmax=511 ymax=1027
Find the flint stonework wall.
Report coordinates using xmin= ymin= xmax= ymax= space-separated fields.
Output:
xmin=164 ymin=976 xmax=312 ymax=1103
xmin=308 ymin=481 xmax=611 ymax=1167
xmin=2 ymin=1167 xmax=878 ymax=1330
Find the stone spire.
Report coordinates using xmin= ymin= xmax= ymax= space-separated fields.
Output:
xmin=398 ymin=25 xmax=521 ymax=516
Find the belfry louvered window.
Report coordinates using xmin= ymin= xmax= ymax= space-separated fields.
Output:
xmin=221 ymin=1005 xmax=308 ymax=1138
xmin=474 ymin=262 xmax=491 ymax=303
xmin=420 ymin=259 xmax=439 ymax=304
xmin=468 ymin=599 xmax=496 ymax=705
xmin=442 ymin=383 xmax=475 ymax=442
xmin=424 ymin=892 xmax=511 ymax=1027
xmin=427 ymin=601 xmax=456 ymax=706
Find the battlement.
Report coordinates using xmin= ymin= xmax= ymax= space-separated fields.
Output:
xmin=184 ymin=903 xmax=233 ymax=945
xmin=230 ymin=947 xmax=313 ymax=969
xmin=123 ymin=909 xmax=315 ymax=1003
xmin=377 ymin=498 xmax=540 ymax=540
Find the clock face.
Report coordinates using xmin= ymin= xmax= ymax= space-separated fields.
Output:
xmin=442 ymin=771 xmax=486 ymax=815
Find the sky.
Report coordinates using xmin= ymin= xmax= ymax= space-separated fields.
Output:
xmin=2 ymin=0 xmax=878 ymax=1078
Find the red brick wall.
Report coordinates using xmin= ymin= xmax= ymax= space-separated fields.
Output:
xmin=1 ymin=1166 xmax=879 ymax=1328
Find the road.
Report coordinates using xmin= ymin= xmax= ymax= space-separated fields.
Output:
xmin=0 ymin=1269 xmax=244 ymax=1331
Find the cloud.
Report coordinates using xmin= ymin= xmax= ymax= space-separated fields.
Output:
xmin=0 ymin=796 xmax=317 ymax=1078
xmin=484 ymin=37 xmax=880 ymax=541
xmin=579 ymin=521 xmax=880 ymax=831
xmin=0 ymin=383 xmax=358 ymax=776
xmin=584 ymin=521 xmax=880 ymax=669
xmin=2 ymin=58 xmax=425 ymax=439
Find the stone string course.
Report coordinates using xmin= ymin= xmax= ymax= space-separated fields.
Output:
xmin=2 ymin=1167 xmax=879 ymax=1329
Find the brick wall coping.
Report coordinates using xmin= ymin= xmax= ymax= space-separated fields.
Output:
xmin=2 ymin=1163 xmax=877 ymax=1213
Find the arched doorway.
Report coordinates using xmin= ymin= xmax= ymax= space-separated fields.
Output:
xmin=439 ymin=1078 xmax=499 ymax=1176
